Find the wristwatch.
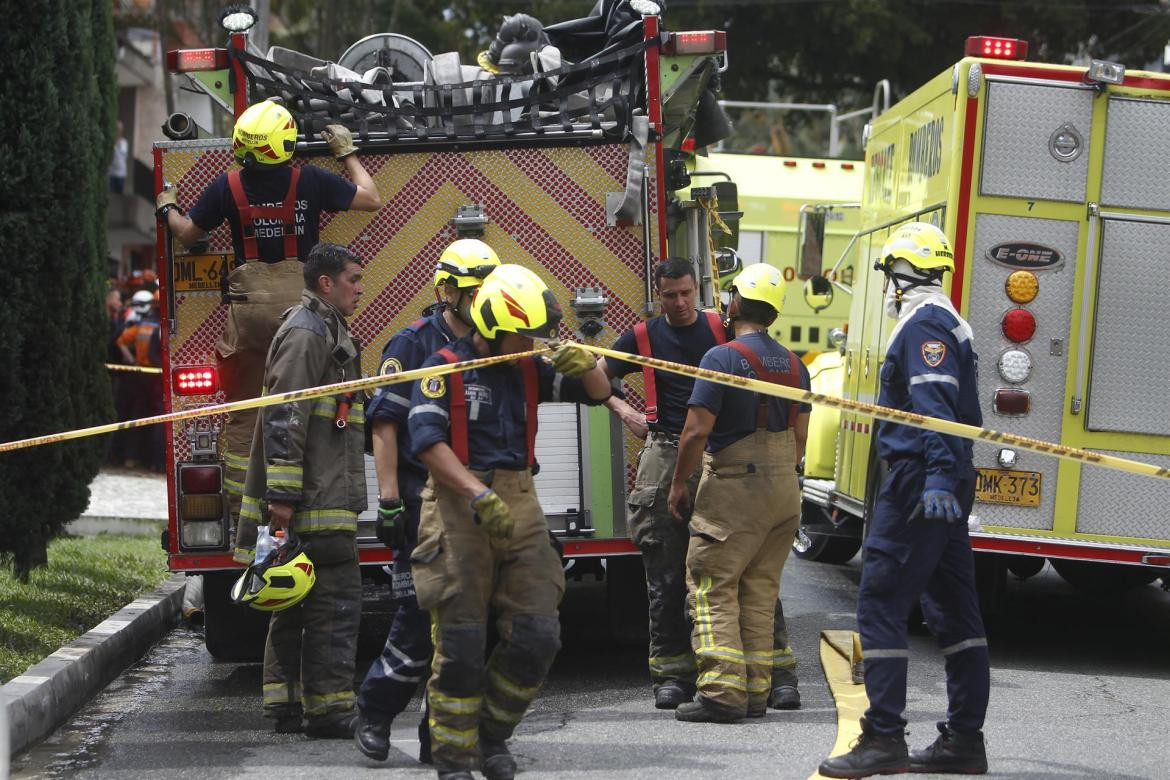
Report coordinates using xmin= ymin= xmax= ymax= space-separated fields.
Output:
xmin=155 ymin=203 xmax=182 ymax=220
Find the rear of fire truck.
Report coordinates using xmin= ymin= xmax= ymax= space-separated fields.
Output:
xmin=797 ymin=36 xmax=1170 ymax=598
xmin=155 ymin=14 xmax=734 ymax=656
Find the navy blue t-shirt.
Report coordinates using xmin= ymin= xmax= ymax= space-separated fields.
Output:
xmin=608 ymin=313 xmax=726 ymax=435
xmin=188 ymin=164 xmax=357 ymax=265
xmin=689 ymin=331 xmax=812 ymax=453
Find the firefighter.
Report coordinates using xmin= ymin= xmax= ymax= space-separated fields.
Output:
xmin=664 ymin=263 xmax=810 ymax=723
xmin=601 ymin=257 xmax=803 ymax=711
xmin=155 ymin=99 xmax=381 ymax=554
xmin=238 ymin=243 xmax=368 ymax=738
xmin=818 ymin=223 xmax=988 ymax=778
xmin=354 ymin=239 xmax=500 ymax=764
xmin=116 ymin=290 xmax=165 ymax=471
xmin=408 ymin=264 xmax=611 ymax=780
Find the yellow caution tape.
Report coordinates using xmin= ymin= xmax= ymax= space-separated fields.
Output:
xmin=105 ymin=364 xmax=163 ymax=374
xmin=0 ymin=349 xmax=542 ymax=454
xmin=580 ymin=342 xmax=1170 ymax=481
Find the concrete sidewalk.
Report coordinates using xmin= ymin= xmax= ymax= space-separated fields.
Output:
xmin=71 ymin=467 xmax=168 ymax=537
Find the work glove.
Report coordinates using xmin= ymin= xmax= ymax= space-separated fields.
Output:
xmin=155 ymin=187 xmax=180 ymax=219
xmin=470 ymin=488 xmax=513 ymax=540
xmin=922 ymin=489 xmax=962 ymax=523
xmin=549 ymin=342 xmax=597 ymax=377
xmin=375 ymin=498 xmax=408 ymax=551
xmin=321 ymin=124 xmax=357 ymax=160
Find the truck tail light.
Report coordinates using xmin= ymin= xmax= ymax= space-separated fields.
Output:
xmin=174 ymin=365 xmax=218 ymax=395
xmin=180 ymin=464 xmax=222 ymax=494
xmin=997 ymin=349 xmax=1033 ymax=384
xmin=965 ymin=36 xmax=1029 ymax=61
xmin=663 ymin=31 xmax=727 ymax=56
xmin=177 ymin=462 xmax=226 ymax=547
xmin=1005 ymin=271 xmax=1039 ymax=304
xmin=993 ymin=388 xmax=1031 ymax=416
xmin=1001 ymin=308 xmax=1036 ymax=343
xmin=166 ymin=48 xmax=229 ymax=73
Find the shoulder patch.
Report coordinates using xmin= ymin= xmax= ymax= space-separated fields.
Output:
xmin=380 ymin=357 xmax=403 ymax=376
xmin=921 ymin=340 xmax=947 ymax=368
xmin=420 ymin=375 xmax=446 ymax=399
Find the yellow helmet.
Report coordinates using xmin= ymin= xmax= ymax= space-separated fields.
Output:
xmin=470 ymin=264 xmax=563 ymax=340
xmin=230 ymin=531 xmax=316 ymax=612
xmin=433 ymin=239 xmax=501 ymax=289
xmin=876 ymin=222 xmax=955 ymax=275
xmin=733 ymin=263 xmax=787 ymax=314
xmin=232 ymin=100 xmax=298 ymax=167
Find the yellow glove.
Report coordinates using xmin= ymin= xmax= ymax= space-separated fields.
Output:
xmin=470 ymin=489 xmax=513 ymax=540
xmin=321 ymin=124 xmax=357 ymax=160
xmin=550 ymin=343 xmax=597 ymax=377
xmin=155 ymin=187 xmax=180 ymax=219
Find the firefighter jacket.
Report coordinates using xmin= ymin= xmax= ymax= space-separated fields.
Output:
xmin=239 ymin=290 xmax=366 ymax=541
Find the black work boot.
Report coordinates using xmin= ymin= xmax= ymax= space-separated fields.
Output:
xmin=818 ymin=719 xmax=910 ymax=778
xmin=674 ymin=696 xmax=743 ymax=724
xmin=354 ymin=713 xmax=393 ymax=761
xmin=768 ymin=684 xmax=801 ymax=710
xmin=269 ymin=706 xmax=303 ymax=734
xmin=418 ymin=712 xmax=433 ymax=764
xmin=654 ymin=681 xmax=692 ymax=710
xmin=305 ymin=713 xmax=358 ymax=740
xmin=481 ymin=738 xmax=517 ymax=780
xmin=910 ymin=721 xmax=987 ymax=774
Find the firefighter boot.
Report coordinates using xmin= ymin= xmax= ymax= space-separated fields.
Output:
xmin=305 ymin=713 xmax=358 ymax=740
xmin=481 ymin=738 xmax=517 ymax=780
xmin=674 ymin=696 xmax=743 ymax=724
xmin=354 ymin=713 xmax=393 ymax=761
xmin=768 ymin=684 xmax=801 ymax=710
xmin=818 ymin=719 xmax=910 ymax=779
xmin=910 ymin=721 xmax=987 ymax=774
xmin=654 ymin=681 xmax=692 ymax=710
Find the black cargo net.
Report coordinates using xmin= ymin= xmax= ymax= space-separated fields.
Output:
xmin=229 ymin=36 xmax=658 ymax=145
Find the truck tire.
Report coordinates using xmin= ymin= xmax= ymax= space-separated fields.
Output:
xmin=605 ymin=555 xmax=649 ymax=646
xmin=793 ymin=501 xmax=861 ymax=564
xmin=203 ymin=571 xmax=270 ymax=661
xmin=1049 ymin=558 xmax=1160 ymax=595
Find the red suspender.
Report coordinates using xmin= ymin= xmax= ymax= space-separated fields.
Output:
xmin=227 ymin=167 xmax=301 ymax=261
xmin=726 ymin=340 xmax=803 ymax=429
xmin=437 ymin=348 xmax=538 ymax=469
xmin=703 ymin=310 xmax=727 ymax=345
xmin=437 ymin=348 xmax=469 ymax=465
xmin=633 ymin=321 xmax=657 ymax=424
xmin=519 ymin=357 xmax=538 ymax=468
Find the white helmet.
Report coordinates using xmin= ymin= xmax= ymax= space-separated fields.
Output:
xmin=131 ymin=290 xmax=155 ymax=314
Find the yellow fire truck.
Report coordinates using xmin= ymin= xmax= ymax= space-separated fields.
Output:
xmin=156 ymin=16 xmax=735 ymax=656
xmin=797 ymin=36 xmax=1170 ymax=595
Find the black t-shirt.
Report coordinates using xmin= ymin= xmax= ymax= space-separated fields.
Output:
xmin=188 ymin=164 xmax=357 ymax=265
xmin=608 ymin=313 xmax=725 ymax=435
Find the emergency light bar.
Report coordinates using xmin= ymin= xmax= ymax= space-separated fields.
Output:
xmin=663 ymin=31 xmax=727 ymax=56
xmin=173 ymin=366 xmax=218 ymax=395
xmin=965 ymin=36 xmax=1029 ymax=61
xmin=166 ymin=48 xmax=229 ymax=73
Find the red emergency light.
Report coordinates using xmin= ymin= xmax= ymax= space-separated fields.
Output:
xmin=965 ymin=36 xmax=1029 ymax=61
xmin=663 ymin=31 xmax=727 ymax=56
xmin=173 ymin=365 xmax=218 ymax=395
xmin=166 ymin=48 xmax=229 ymax=73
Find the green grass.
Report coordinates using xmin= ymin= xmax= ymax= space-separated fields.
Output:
xmin=0 ymin=534 xmax=168 ymax=683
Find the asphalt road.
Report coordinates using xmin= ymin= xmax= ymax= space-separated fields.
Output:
xmin=11 ymin=555 xmax=1170 ymax=779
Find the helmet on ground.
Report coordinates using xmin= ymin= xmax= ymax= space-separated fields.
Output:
xmin=131 ymin=289 xmax=156 ymax=314
xmin=732 ymin=263 xmax=787 ymax=314
xmin=470 ymin=264 xmax=563 ymax=340
xmin=232 ymin=100 xmax=298 ymax=167
xmin=433 ymin=239 xmax=501 ymax=289
xmin=230 ymin=530 xmax=316 ymax=612
xmin=876 ymin=222 xmax=954 ymax=275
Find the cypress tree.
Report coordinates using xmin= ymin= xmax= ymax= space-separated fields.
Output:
xmin=0 ymin=0 xmax=116 ymax=579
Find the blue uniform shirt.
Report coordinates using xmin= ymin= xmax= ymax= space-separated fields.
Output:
xmin=688 ymin=331 xmax=812 ymax=453
xmin=366 ymin=312 xmax=457 ymax=480
xmin=408 ymin=335 xmax=603 ymax=471
xmin=608 ymin=313 xmax=726 ymax=435
xmin=876 ymin=301 xmax=982 ymax=493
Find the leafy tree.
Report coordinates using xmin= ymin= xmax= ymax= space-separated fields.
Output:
xmin=0 ymin=0 xmax=116 ymax=579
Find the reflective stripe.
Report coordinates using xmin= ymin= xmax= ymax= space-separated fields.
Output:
xmin=223 ymin=476 xmax=244 ymax=494
xmin=429 ymin=718 xmax=478 ymax=749
xmin=951 ymin=324 xmax=971 ymax=344
xmin=489 ymin=669 xmax=540 ymax=701
xmin=293 ymin=509 xmax=358 ymax=534
xmin=233 ymin=547 xmax=254 ymax=564
xmin=386 ymin=641 xmax=429 ymax=668
xmin=696 ymin=645 xmax=747 ymax=664
xmin=908 ymin=373 xmax=960 ymax=388
xmin=409 ymin=403 xmax=449 ymax=420
xmin=940 ymin=637 xmax=988 ymax=656
xmin=262 ymin=681 xmax=301 ymax=704
xmin=428 ymin=691 xmax=482 ymax=715
xmin=698 ymin=671 xmax=748 ymax=692
xmin=312 ymin=397 xmax=338 ymax=415
xmin=864 ymin=648 xmax=911 ymax=659
xmin=552 ymin=373 xmax=564 ymax=402
xmin=240 ymin=496 xmax=263 ymax=521
xmin=267 ymin=464 xmax=304 ymax=489
xmin=382 ymin=391 xmax=411 ymax=409
xmin=223 ymin=451 xmax=249 ymax=469
xmin=744 ymin=649 xmax=782 ymax=665
xmin=694 ymin=575 xmax=716 ymax=652
xmin=483 ymin=697 xmax=525 ymax=725
xmin=648 ymin=653 xmax=698 ymax=675
xmin=747 ymin=678 xmax=772 ymax=694
xmin=303 ymin=690 xmax=355 ymax=715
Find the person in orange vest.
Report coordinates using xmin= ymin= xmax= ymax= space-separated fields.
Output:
xmin=155 ymin=99 xmax=382 ymax=543
xmin=116 ymin=290 xmax=165 ymax=470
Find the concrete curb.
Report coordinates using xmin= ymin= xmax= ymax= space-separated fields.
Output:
xmin=3 ymin=573 xmax=186 ymax=756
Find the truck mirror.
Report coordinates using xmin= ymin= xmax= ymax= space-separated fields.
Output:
xmin=712 ymin=181 xmax=740 ymax=251
xmin=799 ymin=208 xmax=826 ymax=280
xmin=715 ymin=248 xmax=741 ymax=276
xmin=803 ymin=275 xmax=833 ymax=313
